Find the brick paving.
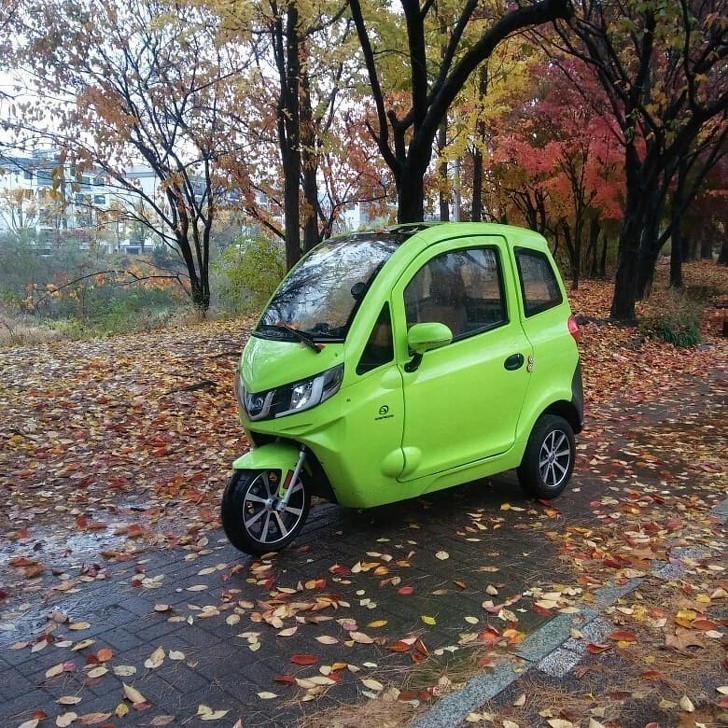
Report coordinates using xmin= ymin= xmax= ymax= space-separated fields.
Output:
xmin=1 ymin=369 xmax=726 ymax=728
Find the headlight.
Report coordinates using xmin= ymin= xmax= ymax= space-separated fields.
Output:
xmin=241 ymin=364 xmax=343 ymax=421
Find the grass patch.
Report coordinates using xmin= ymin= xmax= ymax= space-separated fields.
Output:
xmin=0 ymin=304 xmax=202 ymax=347
xmin=298 ymin=696 xmax=418 ymax=728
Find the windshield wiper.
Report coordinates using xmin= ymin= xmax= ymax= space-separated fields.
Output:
xmin=260 ymin=323 xmax=321 ymax=353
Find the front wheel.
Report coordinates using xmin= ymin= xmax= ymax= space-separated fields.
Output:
xmin=517 ymin=415 xmax=575 ymax=499
xmin=221 ymin=469 xmax=311 ymax=555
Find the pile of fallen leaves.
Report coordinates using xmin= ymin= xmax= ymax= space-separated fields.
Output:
xmin=1 ymin=319 xmax=249 ymax=546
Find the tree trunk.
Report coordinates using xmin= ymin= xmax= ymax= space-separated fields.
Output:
xmin=282 ymin=157 xmax=301 ymax=269
xmin=610 ymin=208 xmax=642 ymax=322
xmin=718 ymin=239 xmax=728 ymax=265
xmin=560 ymin=219 xmax=579 ymax=290
xmin=586 ymin=217 xmax=600 ymax=277
xmin=701 ymin=238 xmax=713 ymax=259
xmin=471 ymin=67 xmax=488 ymax=223
xmin=669 ymin=228 xmax=684 ymax=289
xmin=471 ymin=146 xmax=483 ymax=222
xmin=300 ymin=57 xmax=320 ymax=253
xmin=635 ymin=185 xmax=664 ymax=300
xmin=598 ymin=232 xmax=608 ymax=279
xmin=397 ymin=161 xmax=427 ymax=223
xmin=611 ymin=138 xmax=652 ymax=321
xmin=438 ymin=121 xmax=450 ymax=221
xmin=274 ymin=4 xmax=303 ymax=270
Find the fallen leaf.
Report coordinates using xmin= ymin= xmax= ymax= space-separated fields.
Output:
xmin=96 ymin=648 xmax=113 ymax=662
xmin=113 ymin=665 xmax=136 ymax=677
xmin=387 ymin=640 xmax=411 ymax=652
xmin=46 ymin=663 xmax=66 ymax=679
xmin=362 ymin=677 xmax=384 ymax=691
xmin=197 ymin=705 xmax=228 ymax=721
xmin=71 ymin=639 xmax=94 ymax=652
xmin=586 ymin=643 xmax=611 ymax=654
xmin=123 ymin=683 xmax=147 ymax=705
xmin=58 ymin=697 xmax=83 ymax=706
xmin=349 ymin=631 xmax=374 ymax=644
xmin=609 ymin=629 xmax=637 ymax=643
xmin=85 ymin=666 xmax=108 ymax=679
xmin=679 ymin=695 xmax=695 ymax=712
xmin=144 ymin=646 xmax=165 ymax=669
xmin=77 ymin=712 xmax=111 ymax=725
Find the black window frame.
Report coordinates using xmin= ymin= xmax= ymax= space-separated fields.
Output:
xmin=514 ymin=246 xmax=564 ymax=317
xmin=356 ymin=303 xmax=395 ymax=375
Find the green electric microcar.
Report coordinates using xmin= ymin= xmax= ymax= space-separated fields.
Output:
xmin=222 ymin=222 xmax=584 ymax=555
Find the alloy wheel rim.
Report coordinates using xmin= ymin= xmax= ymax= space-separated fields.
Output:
xmin=242 ymin=472 xmax=305 ymax=545
xmin=538 ymin=430 xmax=571 ymax=488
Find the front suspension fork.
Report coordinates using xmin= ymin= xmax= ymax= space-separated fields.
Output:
xmin=276 ymin=445 xmax=307 ymax=512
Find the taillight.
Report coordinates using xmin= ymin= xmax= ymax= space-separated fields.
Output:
xmin=568 ymin=315 xmax=581 ymax=342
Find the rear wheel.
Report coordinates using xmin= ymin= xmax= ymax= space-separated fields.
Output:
xmin=517 ymin=415 xmax=575 ymax=499
xmin=221 ymin=469 xmax=311 ymax=555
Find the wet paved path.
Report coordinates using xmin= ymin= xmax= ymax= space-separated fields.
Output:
xmin=1 ymin=369 xmax=726 ymax=728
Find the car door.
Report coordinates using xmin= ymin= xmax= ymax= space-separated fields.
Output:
xmin=392 ymin=236 xmax=533 ymax=482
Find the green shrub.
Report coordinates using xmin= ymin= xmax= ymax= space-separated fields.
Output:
xmin=213 ymin=237 xmax=286 ymax=315
xmin=91 ymin=286 xmax=183 ymax=334
xmin=640 ymin=291 xmax=703 ymax=347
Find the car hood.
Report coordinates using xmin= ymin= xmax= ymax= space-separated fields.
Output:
xmin=240 ymin=335 xmax=345 ymax=393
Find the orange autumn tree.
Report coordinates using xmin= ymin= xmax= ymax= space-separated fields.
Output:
xmin=348 ymin=0 xmax=573 ymax=223
xmin=489 ymin=57 xmax=623 ymax=288
xmin=10 ymin=0 xmax=253 ymax=311
xmin=549 ymin=0 xmax=728 ymax=320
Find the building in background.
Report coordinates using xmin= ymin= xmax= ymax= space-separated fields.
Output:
xmin=0 ymin=150 xmax=164 ymax=254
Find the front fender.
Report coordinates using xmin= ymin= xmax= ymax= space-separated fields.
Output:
xmin=232 ymin=442 xmax=302 ymax=472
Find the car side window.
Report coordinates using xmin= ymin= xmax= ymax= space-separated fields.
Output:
xmin=404 ymin=247 xmax=506 ymax=340
xmin=514 ymin=247 xmax=563 ymax=316
xmin=356 ymin=303 xmax=394 ymax=374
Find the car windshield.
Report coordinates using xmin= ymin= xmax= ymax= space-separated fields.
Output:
xmin=255 ymin=233 xmax=402 ymax=343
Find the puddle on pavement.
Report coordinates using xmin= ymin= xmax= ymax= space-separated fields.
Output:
xmin=0 ymin=503 xmax=159 ymax=640
xmin=1 ymin=501 xmax=157 ymax=561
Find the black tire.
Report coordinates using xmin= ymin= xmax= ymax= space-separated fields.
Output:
xmin=221 ymin=469 xmax=311 ymax=556
xmin=517 ymin=414 xmax=575 ymax=499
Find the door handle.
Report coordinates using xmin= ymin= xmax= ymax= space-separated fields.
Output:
xmin=504 ymin=353 xmax=524 ymax=371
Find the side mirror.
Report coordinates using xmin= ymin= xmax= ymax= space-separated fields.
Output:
xmin=405 ymin=322 xmax=453 ymax=372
